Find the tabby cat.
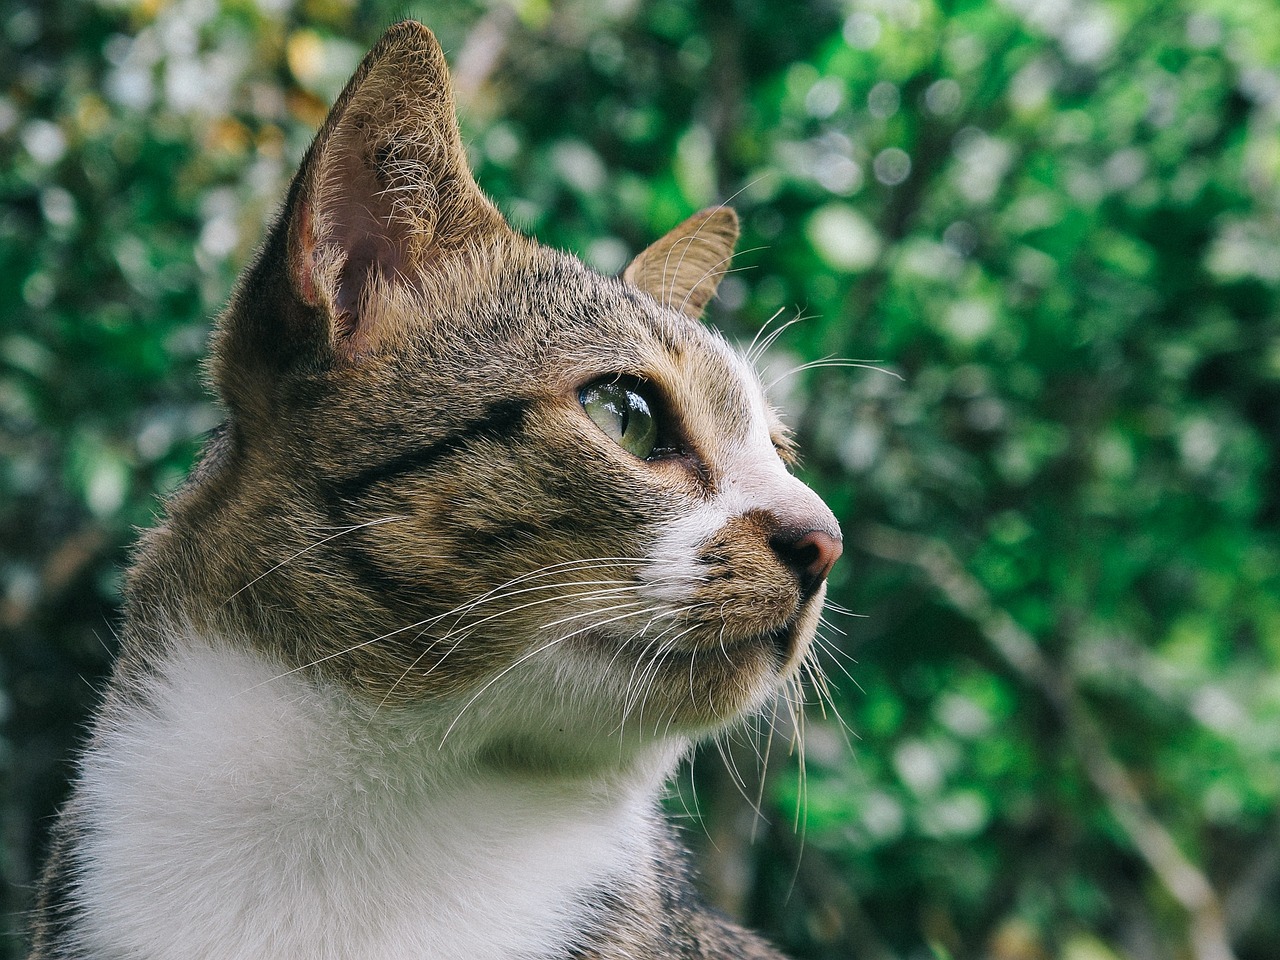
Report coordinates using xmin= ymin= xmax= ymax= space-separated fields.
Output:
xmin=29 ymin=21 xmax=841 ymax=960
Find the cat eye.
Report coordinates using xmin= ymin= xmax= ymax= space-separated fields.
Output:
xmin=579 ymin=378 xmax=660 ymax=459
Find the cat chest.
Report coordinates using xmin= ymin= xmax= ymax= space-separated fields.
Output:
xmin=68 ymin=640 xmax=651 ymax=960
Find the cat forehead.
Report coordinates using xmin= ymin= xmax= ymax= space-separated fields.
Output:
xmin=413 ymin=248 xmax=752 ymax=394
xmin=316 ymin=244 xmax=776 ymax=459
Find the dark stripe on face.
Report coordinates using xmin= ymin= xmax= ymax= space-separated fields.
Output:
xmin=314 ymin=397 xmax=530 ymax=613
xmin=329 ymin=535 xmax=429 ymax=614
xmin=321 ymin=397 xmax=529 ymax=505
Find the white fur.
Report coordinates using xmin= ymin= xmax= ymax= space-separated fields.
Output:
xmin=645 ymin=357 xmax=836 ymax=598
xmin=72 ymin=636 xmax=670 ymax=960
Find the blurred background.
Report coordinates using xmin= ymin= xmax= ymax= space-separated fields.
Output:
xmin=4 ymin=0 xmax=1280 ymax=957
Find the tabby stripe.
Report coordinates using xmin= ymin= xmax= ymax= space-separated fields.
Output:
xmin=315 ymin=398 xmax=530 ymax=611
xmin=323 ymin=398 xmax=529 ymax=504
xmin=331 ymin=538 xmax=430 ymax=613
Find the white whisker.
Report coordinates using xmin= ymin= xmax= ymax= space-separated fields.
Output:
xmin=766 ymin=356 xmax=903 ymax=391
xmin=745 ymin=309 xmax=804 ymax=365
xmin=224 ymin=516 xmax=407 ymax=603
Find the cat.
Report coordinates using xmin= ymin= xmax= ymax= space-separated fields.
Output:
xmin=28 ymin=20 xmax=841 ymax=960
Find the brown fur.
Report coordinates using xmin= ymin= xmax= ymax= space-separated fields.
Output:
xmin=28 ymin=21 xmax=841 ymax=959
xmin=624 ymin=207 xmax=741 ymax=318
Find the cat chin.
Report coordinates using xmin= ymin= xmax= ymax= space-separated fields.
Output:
xmin=548 ymin=596 xmax=822 ymax=734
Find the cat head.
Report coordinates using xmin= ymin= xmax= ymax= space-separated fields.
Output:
xmin=193 ymin=21 xmax=840 ymax=756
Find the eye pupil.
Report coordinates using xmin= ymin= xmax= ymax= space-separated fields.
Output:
xmin=580 ymin=379 xmax=660 ymax=459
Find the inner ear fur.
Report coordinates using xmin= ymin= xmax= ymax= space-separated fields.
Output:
xmin=214 ymin=19 xmax=510 ymax=411
xmin=623 ymin=207 xmax=740 ymax=319
xmin=291 ymin=20 xmax=508 ymax=353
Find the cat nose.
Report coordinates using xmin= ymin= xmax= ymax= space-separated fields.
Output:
xmin=770 ymin=527 xmax=843 ymax=600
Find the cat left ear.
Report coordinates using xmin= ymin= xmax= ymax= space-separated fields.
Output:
xmin=286 ymin=20 xmax=508 ymax=354
xmin=213 ymin=22 xmax=512 ymax=419
xmin=623 ymin=207 xmax=739 ymax=319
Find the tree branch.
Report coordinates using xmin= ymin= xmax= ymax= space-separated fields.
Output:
xmin=860 ymin=524 xmax=1237 ymax=960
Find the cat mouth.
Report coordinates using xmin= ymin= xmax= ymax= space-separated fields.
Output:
xmin=764 ymin=623 xmax=798 ymax=662
xmin=734 ymin=621 xmax=801 ymax=668
xmin=680 ymin=619 xmax=799 ymax=668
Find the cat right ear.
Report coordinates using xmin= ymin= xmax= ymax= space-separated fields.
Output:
xmin=624 ymin=207 xmax=739 ymax=319
xmin=215 ymin=20 xmax=508 ymax=403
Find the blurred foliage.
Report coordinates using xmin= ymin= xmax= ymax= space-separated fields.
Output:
xmin=3 ymin=0 xmax=1280 ymax=958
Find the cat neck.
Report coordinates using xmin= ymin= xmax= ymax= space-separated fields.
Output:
xmin=72 ymin=630 xmax=686 ymax=960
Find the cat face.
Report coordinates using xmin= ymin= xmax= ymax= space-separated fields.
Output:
xmin=192 ymin=22 xmax=839 ymax=746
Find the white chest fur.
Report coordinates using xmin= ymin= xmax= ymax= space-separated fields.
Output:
xmin=71 ymin=638 xmax=668 ymax=960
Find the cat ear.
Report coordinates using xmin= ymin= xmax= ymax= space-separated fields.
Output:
xmin=216 ymin=19 xmax=508 ymax=402
xmin=286 ymin=20 xmax=507 ymax=353
xmin=623 ymin=207 xmax=739 ymax=318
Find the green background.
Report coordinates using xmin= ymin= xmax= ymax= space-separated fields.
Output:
xmin=4 ymin=0 xmax=1279 ymax=957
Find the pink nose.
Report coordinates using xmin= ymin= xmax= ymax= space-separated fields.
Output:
xmin=770 ymin=527 xmax=843 ymax=599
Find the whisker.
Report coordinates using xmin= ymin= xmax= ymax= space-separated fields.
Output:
xmin=745 ymin=310 xmax=807 ymax=366
xmin=816 ymin=617 xmax=848 ymax=639
xmin=603 ymin=602 xmax=719 ymax=684
xmin=624 ymin=629 xmax=694 ymax=731
xmin=438 ymin=635 xmax=572 ymax=746
xmin=641 ymin=637 xmax=688 ymax=737
xmin=256 ymin=560 xmax=671 ymax=689
xmin=251 ymin=610 xmax=466 ymax=691
xmin=435 ymin=559 xmax=706 ymax=632
xmin=672 ymin=244 xmax=767 ymax=317
xmin=448 ymin=556 xmax=654 ymax=602
xmin=620 ymin=631 xmax=680 ymax=731
xmin=667 ymin=746 xmax=703 ymax=826
xmin=715 ymin=733 xmax=768 ymax=826
xmin=821 ymin=600 xmax=865 ymax=618
xmin=806 ymin=662 xmax=856 ymax=749
xmin=812 ymin=637 xmax=862 ymax=691
xmin=749 ymin=696 xmax=785 ymax=843
xmin=605 ymin=605 xmax=719 ymax=731
xmin=435 ymin=558 xmax=653 ymax=619
xmin=444 ymin=576 xmax=712 ymax=643
xmin=535 ymin=599 xmax=649 ymax=633
xmin=431 ymin=559 xmax=703 ymax=638
xmin=261 ymin=575 xmax=650 ymax=691
xmin=372 ymin=631 xmax=443 ymax=714
xmin=653 ymin=181 xmax=764 ymax=314
xmin=224 ymin=516 xmax=407 ymax=604
xmin=444 ymin=602 xmax=695 ymax=747
xmin=766 ymin=357 xmax=903 ymax=392
xmin=437 ymin=581 xmax=651 ymax=638
xmin=812 ymin=630 xmax=857 ymax=665
xmin=743 ymin=306 xmax=792 ymax=363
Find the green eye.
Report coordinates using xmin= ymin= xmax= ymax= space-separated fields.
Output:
xmin=580 ymin=379 xmax=659 ymax=459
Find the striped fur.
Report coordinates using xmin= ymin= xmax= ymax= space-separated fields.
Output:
xmin=28 ymin=21 xmax=839 ymax=960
